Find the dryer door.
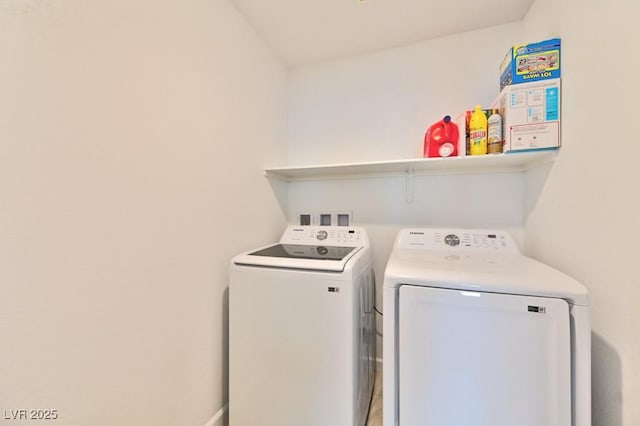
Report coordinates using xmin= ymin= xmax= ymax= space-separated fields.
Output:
xmin=398 ymin=285 xmax=571 ymax=426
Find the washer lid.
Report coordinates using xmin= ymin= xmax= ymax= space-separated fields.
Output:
xmin=233 ymin=225 xmax=370 ymax=272
xmin=233 ymin=243 xmax=362 ymax=272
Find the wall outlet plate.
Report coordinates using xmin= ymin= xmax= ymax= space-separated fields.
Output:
xmin=336 ymin=212 xmax=353 ymax=226
xmin=297 ymin=212 xmax=313 ymax=226
xmin=315 ymin=211 xmax=353 ymax=226
xmin=318 ymin=213 xmax=333 ymax=226
xmin=296 ymin=211 xmax=354 ymax=226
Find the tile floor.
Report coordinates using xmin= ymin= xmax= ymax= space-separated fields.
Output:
xmin=366 ymin=372 xmax=382 ymax=426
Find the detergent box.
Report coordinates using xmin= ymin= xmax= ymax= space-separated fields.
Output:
xmin=497 ymin=78 xmax=561 ymax=153
xmin=499 ymin=38 xmax=561 ymax=91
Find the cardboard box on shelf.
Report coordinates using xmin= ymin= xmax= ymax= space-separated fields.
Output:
xmin=498 ymin=78 xmax=561 ymax=153
xmin=500 ymin=38 xmax=561 ymax=91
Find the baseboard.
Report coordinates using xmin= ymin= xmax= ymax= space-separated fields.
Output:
xmin=205 ymin=403 xmax=228 ymax=426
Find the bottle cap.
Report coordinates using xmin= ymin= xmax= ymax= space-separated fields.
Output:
xmin=443 ymin=115 xmax=451 ymax=123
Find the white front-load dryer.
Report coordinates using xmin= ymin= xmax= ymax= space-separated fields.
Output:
xmin=383 ymin=228 xmax=590 ymax=426
xmin=230 ymin=226 xmax=375 ymax=426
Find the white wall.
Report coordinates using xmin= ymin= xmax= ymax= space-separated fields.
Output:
xmin=286 ymin=22 xmax=525 ymax=356
xmin=0 ymin=1 xmax=287 ymax=425
xmin=522 ymin=0 xmax=640 ymax=424
xmin=287 ymin=7 xmax=640 ymax=424
xmin=288 ymin=22 xmax=522 ymax=165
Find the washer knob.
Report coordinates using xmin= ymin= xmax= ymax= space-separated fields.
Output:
xmin=444 ymin=234 xmax=460 ymax=247
xmin=317 ymin=230 xmax=328 ymax=240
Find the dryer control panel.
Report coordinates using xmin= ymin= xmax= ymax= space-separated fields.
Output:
xmin=396 ymin=228 xmax=520 ymax=254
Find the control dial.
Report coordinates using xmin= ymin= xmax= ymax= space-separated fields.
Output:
xmin=316 ymin=230 xmax=328 ymax=241
xmin=444 ymin=234 xmax=460 ymax=247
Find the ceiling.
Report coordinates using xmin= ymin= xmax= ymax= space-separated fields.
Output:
xmin=229 ymin=0 xmax=535 ymax=68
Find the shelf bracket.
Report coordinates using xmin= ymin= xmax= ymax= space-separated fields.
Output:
xmin=405 ymin=166 xmax=414 ymax=204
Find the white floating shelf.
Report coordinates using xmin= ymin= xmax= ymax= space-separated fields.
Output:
xmin=264 ymin=151 xmax=556 ymax=182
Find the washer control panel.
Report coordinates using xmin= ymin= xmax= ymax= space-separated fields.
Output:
xmin=281 ymin=226 xmax=366 ymax=246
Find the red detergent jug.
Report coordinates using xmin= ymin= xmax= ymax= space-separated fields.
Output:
xmin=424 ymin=115 xmax=460 ymax=158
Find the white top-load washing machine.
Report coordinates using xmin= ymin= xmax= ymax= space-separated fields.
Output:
xmin=383 ymin=228 xmax=590 ymax=426
xmin=230 ymin=226 xmax=376 ymax=426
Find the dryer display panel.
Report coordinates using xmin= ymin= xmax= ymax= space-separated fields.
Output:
xmin=249 ymin=244 xmax=356 ymax=261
